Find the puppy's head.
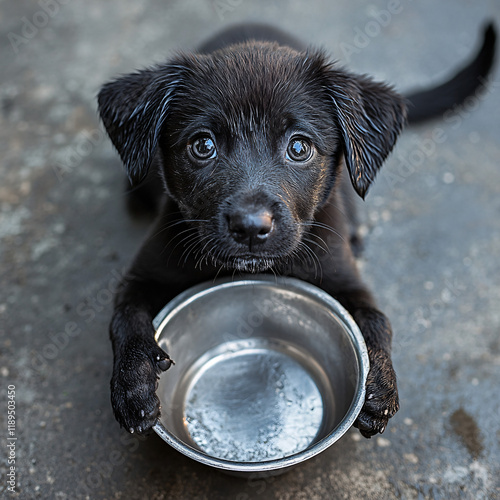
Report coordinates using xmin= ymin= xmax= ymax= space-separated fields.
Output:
xmin=98 ymin=41 xmax=406 ymax=272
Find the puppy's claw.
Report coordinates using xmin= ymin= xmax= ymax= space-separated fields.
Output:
xmin=157 ymin=357 xmax=173 ymax=371
xmin=354 ymin=410 xmax=388 ymax=438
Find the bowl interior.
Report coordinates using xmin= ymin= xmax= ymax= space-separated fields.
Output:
xmin=153 ymin=277 xmax=368 ymax=472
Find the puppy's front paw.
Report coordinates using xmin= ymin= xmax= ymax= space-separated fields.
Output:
xmin=111 ymin=337 xmax=172 ymax=434
xmin=354 ymin=351 xmax=399 ymax=438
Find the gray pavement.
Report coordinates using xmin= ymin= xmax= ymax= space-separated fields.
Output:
xmin=1 ymin=0 xmax=499 ymax=498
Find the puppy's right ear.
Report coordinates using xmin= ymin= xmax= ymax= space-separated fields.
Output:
xmin=97 ymin=65 xmax=183 ymax=184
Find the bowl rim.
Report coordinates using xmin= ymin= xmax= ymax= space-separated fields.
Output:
xmin=152 ymin=275 xmax=369 ymax=473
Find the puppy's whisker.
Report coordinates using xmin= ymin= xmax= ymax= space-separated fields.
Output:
xmin=197 ymin=239 xmax=219 ymax=270
xmin=302 ymin=236 xmax=329 ymax=254
xmin=268 ymin=265 xmax=278 ymax=281
xmin=168 ymin=227 xmax=199 ymax=251
xmin=162 ymin=227 xmax=198 ymax=256
xmin=294 ymin=246 xmax=310 ymax=275
xmin=213 ymin=262 xmax=226 ymax=282
xmin=297 ymin=240 xmax=323 ymax=280
xmin=177 ymin=236 xmax=201 ymax=262
xmin=174 ymin=230 xmax=200 ymax=249
xmin=151 ymin=218 xmax=209 ymax=240
xmin=193 ymin=237 xmax=216 ymax=264
xmin=164 ymin=230 xmax=200 ymax=264
xmin=305 ymin=227 xmax=332 ymax=245
xmin=179 ymin=234 xmax=207 ymax=266
xmin=301 ymin=221 xmax=346 ymax=244
xmin=325 ymin=201 xmax=349 ymax=220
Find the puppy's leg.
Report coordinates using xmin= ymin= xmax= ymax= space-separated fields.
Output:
xmin=334 ymin=289 xmax=399 ymax=437
xmin=109 ymin=278 xmax=174 ymax=434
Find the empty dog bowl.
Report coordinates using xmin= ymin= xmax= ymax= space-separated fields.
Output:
xmin=152 ymin=276 xmax=369 ymax=474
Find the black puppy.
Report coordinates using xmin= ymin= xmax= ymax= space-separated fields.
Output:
xmin=98 ymin=23 xmax=496 ymax=438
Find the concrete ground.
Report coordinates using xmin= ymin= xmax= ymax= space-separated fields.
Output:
xmin=1 ymin=0 xmax=499 ymax=498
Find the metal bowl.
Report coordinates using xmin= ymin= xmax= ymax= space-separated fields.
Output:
xmin=153 ymin=276 xmax=369 ymax=474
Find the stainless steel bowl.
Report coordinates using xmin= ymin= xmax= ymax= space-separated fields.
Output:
xmin=153 ymin=276 xmax=369 ymax=474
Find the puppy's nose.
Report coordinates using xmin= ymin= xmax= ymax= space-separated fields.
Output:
xmin=227 ymin=208 xmax=274 ymax=248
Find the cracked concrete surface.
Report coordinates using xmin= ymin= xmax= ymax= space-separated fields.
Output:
xmin=1 ymin=0 xmax=499 ymax=498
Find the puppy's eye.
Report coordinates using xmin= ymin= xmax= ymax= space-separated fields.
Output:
xmin=190 ymin=135 xmax=217 ymax=161
xmin=286 ymin=137 xmax=313 ymax=162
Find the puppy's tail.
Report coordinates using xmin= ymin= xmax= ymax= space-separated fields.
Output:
xmin=405 ymin=23 xmax=496 ymax=124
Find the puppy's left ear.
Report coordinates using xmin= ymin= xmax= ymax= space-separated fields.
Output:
xmin=97 ymin=64 xmax=184 ymax=185
xmin=327 ymin=71 xmax=407 ymax=198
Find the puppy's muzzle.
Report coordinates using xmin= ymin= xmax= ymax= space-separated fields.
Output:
xmin=226 ymin=206 xmax=274 ymax=251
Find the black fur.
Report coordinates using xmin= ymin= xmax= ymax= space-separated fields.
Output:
xmin=97 ymin=23 xmax=496 ymax=437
